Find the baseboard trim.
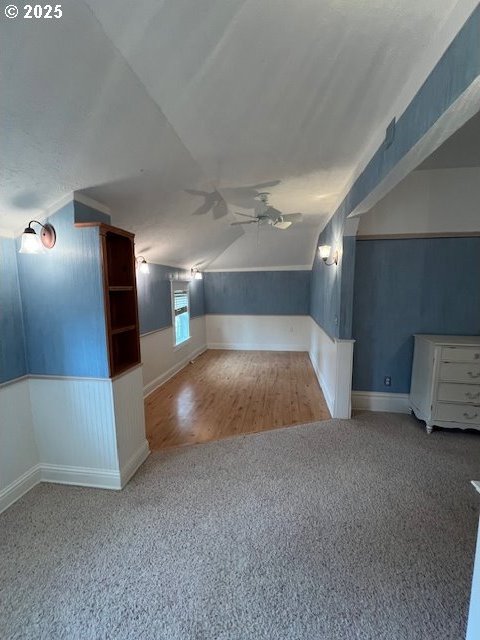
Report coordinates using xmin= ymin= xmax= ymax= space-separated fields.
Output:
xmin=0 ymin=450 xmax=153 ymax=514
xmin=309 ymin=352 xmax=335 ymax=417
xmin=0 ymin=464 xmax=42 ymax=514
xmin=352 ymin=391 xmax=410 ymax=414
xmin=40 ymin=464 xmax=122 ymax=490
xmin=143 ymin=345 xmax=207 ymax=397
xmin=120 ymin=440 xmax=150 ymax=487
xmin=207 ymin=342 xmax=308 ymax=352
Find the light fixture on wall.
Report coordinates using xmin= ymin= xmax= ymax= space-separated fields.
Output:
xmin=319 ymin=245 xmax=338 ymax=266
xmin=19 ymin=221 xmax=56 ymax=254
xmin=191 ymin=267 xmax=202 ymax=280
xmin=136 ymin=256 xmax=150 ymax=274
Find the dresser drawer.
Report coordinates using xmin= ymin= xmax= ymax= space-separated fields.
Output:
xmin=437 ymin=383 xmax=480 ymax=404
xmin=439 ymin=362 xmax=480 ymax=384
xmin=435 ymin=403 xmax=480 ymax=424
xmin=442 ymin=346 xmax=480 ymax=363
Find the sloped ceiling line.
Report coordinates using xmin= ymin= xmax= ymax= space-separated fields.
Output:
xmin=2 ymin=0 xmax=479 ymax=270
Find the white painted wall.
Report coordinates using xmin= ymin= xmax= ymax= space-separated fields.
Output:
xmin=112 ymin=366 xmax=150 ymax=484
xmin=141 ymin=315 xmax=207 ymax=396
xmin=309 ymin=319 xmax=354 ymax=419
xmin=358 ymin=167 xmax=480 ymax=236
xmin=205 ymin=314 xmax=354 ymax=419
xmin=206 ymin=315 xmax=311 ymax=352
xmin=29 ymin=377 xmax=119 ymax=472
xmin=0 ymin=379 xmax=39 ymax=512
xmin=0 ymin=368 xmax=150 ymax=513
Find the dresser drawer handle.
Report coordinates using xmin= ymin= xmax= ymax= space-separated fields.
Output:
xmin=475 ymin=353 xmax=480 ymax=360
xmin=467 ymin=371 xmax=480 ymax=379
xmin=466 ymin=391 xmax=480 ymax=400
xmin=463 ymin=412 xmax=479 ymax=420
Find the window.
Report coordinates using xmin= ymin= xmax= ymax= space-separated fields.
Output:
xmin=172 ymin=284 xmax=190 ymax=346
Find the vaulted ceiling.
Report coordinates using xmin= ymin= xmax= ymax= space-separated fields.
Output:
xmin=1 ymin=0 xmax=477 ymax=268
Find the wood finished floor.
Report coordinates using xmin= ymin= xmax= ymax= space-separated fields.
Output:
xmin=145 ymin=350 xmax=330 ymax=451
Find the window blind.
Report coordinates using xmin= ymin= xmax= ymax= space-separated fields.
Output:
xmin=174 ymin=290 xmax=188 ymax=316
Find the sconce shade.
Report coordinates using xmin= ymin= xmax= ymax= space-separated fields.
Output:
xmin=319 ymin=245 xmax=331 ymax=260
xmin=191 ymin=267 xmax=202 ymax=280
xmin=138 ymin=259 xmax=150 ymax=274
xmin=19 ymin=228 xmax=43 ymax=254
xmin=19 ymin=222 xmax=56 ymax=254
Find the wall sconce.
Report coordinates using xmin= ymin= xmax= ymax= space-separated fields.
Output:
xmin=319 ymin=245 xmax=338 ymax=266
xmin=191 ymin=267 xmax=202 ymax=280
xmin=19 ymin=221 xmax=56 ymax=254
xmin=136 ymin=256 xmax=150 ymax=274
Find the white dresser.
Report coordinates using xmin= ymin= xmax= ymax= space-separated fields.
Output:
xmin=410 ymin=335 xmax=480 ymax=434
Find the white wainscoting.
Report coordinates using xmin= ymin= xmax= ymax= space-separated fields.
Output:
xmin=29 ymin=376 xmax=119 ymax=472
xmin=112 ymin=366 xmax=150 ymax=485
xmin=1 ymin=369 xmax=150 ymax=513
xmin=309 ymin=319 xmax=354 ymax=419
xmin=0 ymin=379 xmax=39 ymax=513
xmin=351 ymin=391 xmax=411 ymax=414
xmin=141 ymin=315 xmax=207 ymax=397
xmin=206 ymin=315 xmax=311 ymax=351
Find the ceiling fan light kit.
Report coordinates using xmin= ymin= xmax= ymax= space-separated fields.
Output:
xmin=230 ymin=193 xmax=303 ymax=232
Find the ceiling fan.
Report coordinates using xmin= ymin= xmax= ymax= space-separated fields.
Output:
xmin=230 ymin=194 xmax=303 ymax=230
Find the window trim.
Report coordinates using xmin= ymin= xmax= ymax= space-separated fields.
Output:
xmin=171 ymin=280 xmax=191 ymax=349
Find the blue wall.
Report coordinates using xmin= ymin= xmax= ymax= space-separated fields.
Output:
xmin=352 ymin=237 xmax=480 ymax=394
xmin=203 ymin=271 xmax=310 ymax=316
xmin=137 ymin=264 xmax=205 ymax=335
xmin=73 ymin=200 xmax=111 ymax=225
xmin=0 ymin=237 xmax=27 ymax=383
xmin=310 ymin=217 xmax=356 ymax=339
xmin=310 ymin=6 xmax=480 ymax=341
xmin=16 ymin=202 xmax=110 ymax=378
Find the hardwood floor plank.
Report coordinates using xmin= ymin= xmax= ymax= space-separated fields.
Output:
xmin=145 ymin=350 xmax=330 ymax=450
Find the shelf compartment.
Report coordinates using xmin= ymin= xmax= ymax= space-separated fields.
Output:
xmin=111 ymin=328 xmax=140 ymax=375
xmin=105 ymin=232 xmax=135 ymax=287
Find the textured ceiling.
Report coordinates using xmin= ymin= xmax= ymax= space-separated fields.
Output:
xmin=0 ymin=0 xmax=477 ymax=267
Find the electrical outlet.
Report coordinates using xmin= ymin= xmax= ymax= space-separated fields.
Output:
xmin=384 ymin=376 xmax=392 ymax=387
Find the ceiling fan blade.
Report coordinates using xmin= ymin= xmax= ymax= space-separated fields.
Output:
xmin=213 ymin=199 xmax=228 ymax=219
xmin=281 ymin=213 xmax=303 ymax=223
xmin=250 ymin=180 xmax=281 ymax=189
xmin=273 ymin=221 xmax=293 ymax=230
xmin=234 ymin=211 xmax=257 ymax=219
xmin=191 ymin=201 xmax=214 ymax=216
xmin=230 ymin=220 xmax=257 ymax=226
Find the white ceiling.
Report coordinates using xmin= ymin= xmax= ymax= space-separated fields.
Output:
xmin=418 ymin=110 xmax=480 ymax=170
xmin=1 ymin=0 xmax=477 ymax=268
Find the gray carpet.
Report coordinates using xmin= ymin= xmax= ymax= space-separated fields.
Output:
xmin=1 ymin=412 xmax=480 ymax=640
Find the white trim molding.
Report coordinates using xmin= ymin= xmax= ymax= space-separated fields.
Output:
xmin=207 ymin=342 xmax=308 ymax=352
xmin=141 ymin=315 xmax=207 ymax=397
xmin=120 ymin=441 xmax=150 ymax=487
xmin=351 ymin=391 xmax=411 ymax=414
xmin=0 ymin=464 xmax=42 ymax=514
xmin=0 ymin=369 xmax=150 ymax=514
xmin=40 ymin=464 xmax=121 ymax=490
xmin=143 ymin=344 xmax=207 ymax=397
xmin=204 ymin=265 xmax=312 ymax=272
xmin=309 ymin=318 xmax=355 ymax=419
xmin=73 ymin=192 xmax=111 ymax=215
xmin=206 ymin=315 xmax=311 ymax=353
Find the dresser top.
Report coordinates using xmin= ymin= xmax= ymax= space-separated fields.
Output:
xmin=414 ymin=334 xmax=480 ymax=346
